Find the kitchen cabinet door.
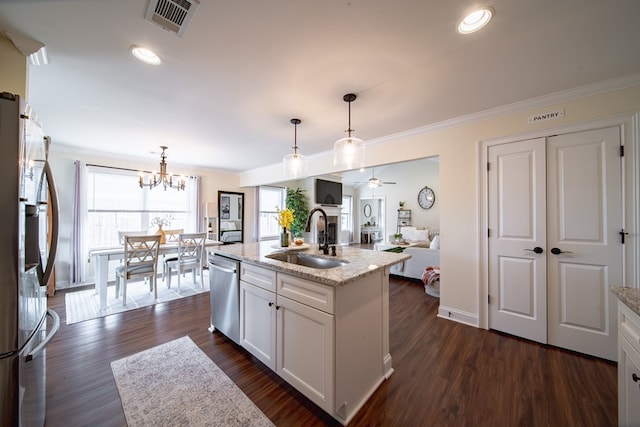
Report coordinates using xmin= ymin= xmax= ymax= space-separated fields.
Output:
xmin=239 ymin=281 xmax=276 ymax=370
xmin=619 ymin=333 xmax=640 ymax=426
xmin=276 ymin=294 xmax=334 ymax=414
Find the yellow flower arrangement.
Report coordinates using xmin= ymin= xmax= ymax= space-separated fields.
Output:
xmin=276 ymin=207 xmax=295 ymax=230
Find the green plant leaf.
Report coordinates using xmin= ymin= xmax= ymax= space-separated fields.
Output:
xmin=286 ymin=188 xmax=309 ymax=237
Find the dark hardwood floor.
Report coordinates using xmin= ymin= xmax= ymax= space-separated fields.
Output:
xmin=46 ymin=277 xmax=617 ymax=426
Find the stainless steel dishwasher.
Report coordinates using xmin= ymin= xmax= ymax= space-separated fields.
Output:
xmin=208 ymin=253 xmax=240 ymax=344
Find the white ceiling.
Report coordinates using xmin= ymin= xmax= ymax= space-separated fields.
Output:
xmin=1 ymin=0 xmax=639 ymax=174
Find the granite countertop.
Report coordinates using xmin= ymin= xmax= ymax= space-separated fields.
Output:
xmin=611 ymin=286 xmax=640 ymax=317
xmin=207 ymin=241 xmax=410 ymax=287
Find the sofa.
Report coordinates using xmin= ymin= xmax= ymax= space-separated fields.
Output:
xmin=388 ymin=227 xmax=440 ymax=280
xmin=389 ymin=246 xmax=440 ymax=280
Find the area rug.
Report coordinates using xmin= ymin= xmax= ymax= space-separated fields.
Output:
xmin=111 ymin=336 xmax=274 ymax=427
xmin=65 ymin=271 xmax=209 ymax=324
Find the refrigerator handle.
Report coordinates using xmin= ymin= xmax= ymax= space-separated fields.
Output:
xmin=41 ymin=161 xmax=59 ymax=288
xmin=25 ymin=309 xmax=60 ymax=362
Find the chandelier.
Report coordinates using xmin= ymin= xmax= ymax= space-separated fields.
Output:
xmin=283 ymin=118 xmax=308 ymax=179
xmin=333 ymin=93 xmax=365 ymax=170
xmin=139 ymin=146 xmax=185 ymax=191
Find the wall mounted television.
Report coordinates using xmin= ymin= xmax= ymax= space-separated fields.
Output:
xmin=315 ymin=178 xmax=342 ymax=206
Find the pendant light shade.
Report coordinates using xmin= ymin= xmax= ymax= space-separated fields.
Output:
xmin=333 ymin=93 xmax=365 ymax=170
xmin=283 ymin=118 xmax=308 ymax=179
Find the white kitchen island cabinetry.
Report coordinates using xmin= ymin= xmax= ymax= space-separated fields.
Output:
xmin=210 ymin=242 xmax=409 ymax=425
xmin=239 ymin=261 xmax=388 ymax=424
xmin=239 ymin=281 xmax=276 ymax=369
xmin=277 ymin=286 xmax=334 ymax=413
xmin=617 ymin=300 xmax=640 ymax=426
xmin=239 ymin=262 xmax=277 ymax=369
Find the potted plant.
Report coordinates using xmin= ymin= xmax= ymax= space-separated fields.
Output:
xmin=286 ymin=188 xmax=309 ymax=238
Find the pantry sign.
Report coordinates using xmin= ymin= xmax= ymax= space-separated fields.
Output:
xmin=527 ymin=109 xmax=565 ymax=124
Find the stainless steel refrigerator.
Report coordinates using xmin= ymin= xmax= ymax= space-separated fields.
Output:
xmin=0 ymin=92 xmax=60 ymax=426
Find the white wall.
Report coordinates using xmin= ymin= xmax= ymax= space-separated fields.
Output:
xmin=240 ymin=82 xmax=640 ymax=324
xmin=49 ymin=144 xmax=255 ymax=288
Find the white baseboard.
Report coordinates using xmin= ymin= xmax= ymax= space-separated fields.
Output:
xmin=437 ymin=305 xmax=479 ymax=327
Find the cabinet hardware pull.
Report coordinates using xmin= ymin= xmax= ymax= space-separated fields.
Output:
xmin=276 ymin=305 xmax=281 ymax=310
xmin=633 ymin=373 xmax=639 ymax=383
xmin=268 ymin=302 xmax=274 ymax=307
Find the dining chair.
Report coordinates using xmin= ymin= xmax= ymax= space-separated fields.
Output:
xmin=117 ymin=230 xmax=148 ymax=245
xmin=164 ymin=232 xmax=206 ymax=293
xmin=160 ymin=228 xmax=184 ymax=280
xmin=115 ymin=234 xmax=162 ymax=307
xmin=164 ymin=229 xmax=183 ymax=243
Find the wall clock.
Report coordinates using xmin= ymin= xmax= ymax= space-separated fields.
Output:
xmin=417 ymin=186 xmax=435 ymax=209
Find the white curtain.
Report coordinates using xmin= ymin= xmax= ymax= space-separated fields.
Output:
xmin=70 ymin=160 xmax=87 ymax=284
xmin=186 ymin=175 xmax=200 ymax=232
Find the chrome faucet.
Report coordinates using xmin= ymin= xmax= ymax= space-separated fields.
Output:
xmin=305 ymin=208 xmax=329 ymax=255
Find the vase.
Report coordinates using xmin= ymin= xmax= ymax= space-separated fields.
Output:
xmin=155 ymin=224 xmax=167 ymax=244
xmin=280 ymin=228 xmax=290 ymax=247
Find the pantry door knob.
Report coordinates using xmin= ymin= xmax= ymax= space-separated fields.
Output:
xmin=525 ymin=247 xmax=544 ymax=254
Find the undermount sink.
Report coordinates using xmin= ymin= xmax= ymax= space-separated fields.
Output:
xmin=266 ymin=252 xmax=348 ymax=269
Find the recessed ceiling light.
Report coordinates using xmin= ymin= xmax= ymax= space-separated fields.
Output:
xmin=130 ymin=45 xmax=161 ymax=65
xmin=457 ymin=7 xmax=494 ymax=34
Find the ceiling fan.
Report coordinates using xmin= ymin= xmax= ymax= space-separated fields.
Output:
xmin=356 ymin=168 xmax=396 ymax=189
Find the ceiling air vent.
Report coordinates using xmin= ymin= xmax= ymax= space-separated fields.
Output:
xmin=144 ymin=0 xmax=199 ymax=37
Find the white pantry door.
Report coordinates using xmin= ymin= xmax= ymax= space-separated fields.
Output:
xmin=488 ymin=138 xmax=547 ymax=344
xmin=546 ymin=127 xmax=622 ymax=361
xmin=488 ymin=127 xmax=622 ymax=361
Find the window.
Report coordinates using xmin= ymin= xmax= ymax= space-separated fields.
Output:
xmin=86 ymin=166 xmax=196 ymax=248
xmin=258 ymin=186 xmax=286 ymax=240
xmin=341 ymin=195 xmax=353 ymax=243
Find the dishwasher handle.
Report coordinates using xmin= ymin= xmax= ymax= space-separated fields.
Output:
xmin=209 ymin=262 xmax=237 ymax=275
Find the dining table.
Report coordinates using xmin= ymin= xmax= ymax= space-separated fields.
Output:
xmin=89 ymin=239 xmax=222 ymax=311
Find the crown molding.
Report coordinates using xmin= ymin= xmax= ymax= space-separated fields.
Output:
xmin=366 ymin=73 xmax=640 ymax=147
xmin=242 ymin=73 xmax=640 ymax=185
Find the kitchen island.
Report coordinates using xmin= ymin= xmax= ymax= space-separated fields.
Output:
xmin=611 ymin=286 xmax=640 ymax=426
xmin=208 ymin=241 xmax=409 ymax=425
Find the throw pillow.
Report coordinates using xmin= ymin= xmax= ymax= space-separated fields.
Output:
xmin=430 ymin=235 xmax=440 ymax=249
xmin=413 ymin=229 xmax=429 ymax=242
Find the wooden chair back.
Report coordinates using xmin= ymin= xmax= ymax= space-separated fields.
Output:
xmin=118 ymin=230 xmax=148 ymax=245
xmin=122 ymin=235 xmax=162 ymax=279
xmin=177 ymin=232 xmax=206 ymax=263
xmin=164 ymin=229 xmax=184 ymax=243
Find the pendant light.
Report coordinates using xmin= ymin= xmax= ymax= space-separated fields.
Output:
xmin=283 ymin=118 xmax=308 ymax=179
xmin=333 ymin=93 xmax=365 ymax=170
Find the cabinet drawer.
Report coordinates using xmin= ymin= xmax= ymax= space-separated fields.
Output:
xmin=241 ymin=262 xmax=276 ymax=292
xmin=619 ymin=302 xmax=640 ymax=354
xmin=278 ymin=273 xmax=334 ymax=314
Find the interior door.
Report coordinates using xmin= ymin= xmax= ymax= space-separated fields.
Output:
xmin=546 ymin=127 xmax=622 ymax=361
xmin=488 ymin=138 xmax=547 ymax=343
xmin=488 ymin=127 xmax=622 ymax=361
